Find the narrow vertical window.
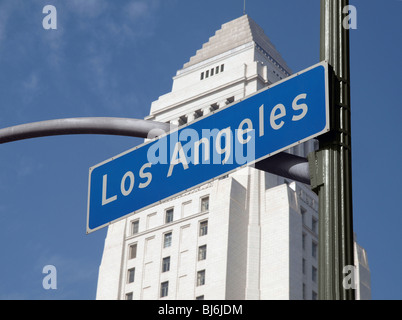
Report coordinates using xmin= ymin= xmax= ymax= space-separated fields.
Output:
xmin=312 ymin=217 xmax=318 ymax=234
xmin=301 ymin=207 xmax=306 ymax=225
xmin=211 ymin=68 xmax=214 ymax=76
xmin=129 ymin=243 xmax=137 ymax=259
xmin=162 ymin=256 xmax=170 ymax=272
xmin=216 ymin=66 xmax=219 ymax=74
xmin=198 ymin=245 xmax=207 ymax=261
xmin=201 ymin=196 xmax=209 ymax=212
xmin=131 ymin=220 xmax=139 ymax=235
xmin=164 ymin=232 xmax=172 ymax=248
xmin=312 ymin=266 xmax=317 ymax=283
xmin=221 ymin=64 xmax=224 ymax=72
xmin=197 ymin=270 xmax=206 ymax=286
xmin=165 ymin=208 xmax=174 ymax=224
xmin=200 ymin=72 xmax=204 ymax=80
xmin=205 ymin=70 xmax=209 ymax=78
xmin=160 ymin=281 xmax=169 ymax=297
xmin=199 ymin=220 xmax=208 ymax=236
xmin=312 ymin=242 xmax=318 ymax=259
xmin=127 ymin=268 xmax=135 ymax=283
xmin=126 ymin=292 xmax=133 ymax=300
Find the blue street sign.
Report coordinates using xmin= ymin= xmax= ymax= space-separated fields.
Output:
xmin=87 ymin=62 xmax=329 ymax=233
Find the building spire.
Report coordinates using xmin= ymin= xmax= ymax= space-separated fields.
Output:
xmin=243 ymin=0 xmax=246 ymax=15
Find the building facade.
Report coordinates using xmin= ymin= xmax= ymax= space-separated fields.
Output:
xmin=96 ymin=15 xmax=370 ymax=300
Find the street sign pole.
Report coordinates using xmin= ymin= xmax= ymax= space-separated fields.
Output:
xmin=308 ymin=0 xmax=355 ymax=300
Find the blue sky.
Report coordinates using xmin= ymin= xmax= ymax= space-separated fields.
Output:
xmin=0 ymin=0 xmax=400 ymax=300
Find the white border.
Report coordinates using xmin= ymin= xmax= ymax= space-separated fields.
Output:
xmin=86 ymin=61 xmax=330 ymax=234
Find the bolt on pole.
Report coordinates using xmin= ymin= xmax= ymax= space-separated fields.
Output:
xmin=308 ymin=0 xmax=355 ymax=300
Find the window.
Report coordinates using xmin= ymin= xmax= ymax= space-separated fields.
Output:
xmin=312 ymin=291 xmax=318 ymax=300
xmin=302 ymin=283 xmax=306 ymax=300
xmin=162 ymin=257 xmax=170 ymax=273
xmin=312 ymin=266 xmax=317 ymax=283
xmin=302 ymin=258 xmax=306 ymax=274
xmin=178 ymin=116 xmax=187 ymax=126
xmin=201 ymin=196 xmax=209 ymax=212
xmin=199 ymin=220 xmax=208 ymax=236
xmin=196 ymin=295 xmax=205 ymax=300
xmin=301 ymin=207 xmax=306 ymax=225
xmin=164 ymin=232 xmax=172 ymax=248
xmin=302 ymin=233 xmax=306 ymax=250
xmin=220 ymin=64 xmax=224 ymax=72
xmin=127 ymin=268 xmax=135 ymax=283
xmin=165 ymin=208 xmax=174 ymax=224
xmin=129 ymin=243 xmax=137 ymax=259
xmin=312 ymin=217 xmax=318 ymax=234
xmin=194 ymin=109 xmax=203 ymax=119
xmin=197 ymin=270 xmax=206 ymax=286
xmin=201 ymin=65 xmax=223 ymax=80
xmin=126 ymin=292 xmax=133 ymax=300
xmin=210 ymin=103 xmax=219 ymax=111
xmin=198 ymin=245 xmax=207 ymax=261
xmin=131 ymin=220 xmax=139 ymax=235
xmin=226 ymin=96 xmax=234 ymax=105
xmin=160 ymin=281 xmax=169 ymax=298
xmin=312 ymin=242 xmax=318 ymax=259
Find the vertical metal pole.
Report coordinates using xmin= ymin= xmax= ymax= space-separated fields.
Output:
xmin=308 ymin=0 xmax=355 ymax=300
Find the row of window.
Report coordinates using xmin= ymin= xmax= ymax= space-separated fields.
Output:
xmin=129 ymin=197 xmax=209 ymax=236
xmin=161 ymin=244 xmax=207 ymax=274
xmin=127 ymin=246 xmax=207 ymax=286
xmin=159 ymin=269 xmax=206 ymax=299
xmin=128 ymin=220 xmax=208 ymax=262
xmin=125 ymin=220 xmax=208 ymax=300
xmin=126 ymin=252 xmax=207 ymax=287
xmin=175 ymin=97 xmax=234 ymax=127
xmin=200 ymin=64 xmax=224 ymax=80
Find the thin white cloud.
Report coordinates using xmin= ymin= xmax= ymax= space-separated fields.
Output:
xmin=23 ymin=73 xmax=39 ymax=91
xmin=71 ymin=0 xmax=165 ymax=114
xmin=126 ymin=1 xmax=150 ymax=19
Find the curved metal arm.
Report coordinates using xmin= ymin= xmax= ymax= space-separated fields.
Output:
xmin=254 ymin=152 xmax=310 ymax=185
xmin=0 ymin=117 xmax=172 ymax=144
xmin=0 ymin=116 xmax=310 ymax=184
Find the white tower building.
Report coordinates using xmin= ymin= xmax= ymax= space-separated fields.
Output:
xmin=96 ymin=15 xmax=370 ymax=300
